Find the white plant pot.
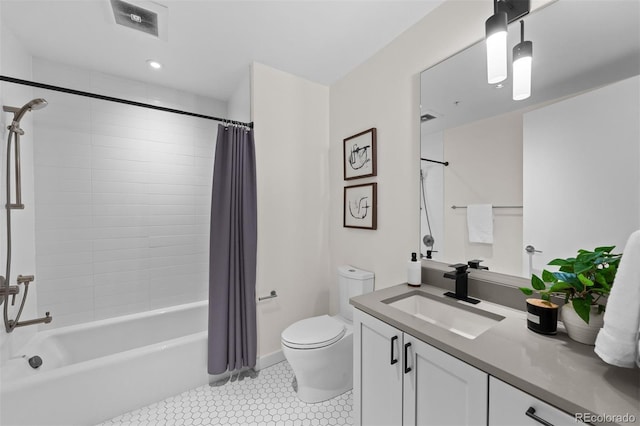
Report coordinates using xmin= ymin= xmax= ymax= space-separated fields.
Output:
xmin=561 ymin=303 xmax=604 ymax=345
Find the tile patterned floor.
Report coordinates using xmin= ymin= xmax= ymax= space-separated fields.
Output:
xmin=98 ymin=361 xmax=354 ymax=425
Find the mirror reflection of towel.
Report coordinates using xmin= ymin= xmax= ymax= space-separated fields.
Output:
xmin=467 ymin=204 xmax=493 ymax=244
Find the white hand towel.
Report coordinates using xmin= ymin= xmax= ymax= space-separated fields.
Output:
xmin=594 ymin=230 xmax=640 ymax=368
xmin=467 ymin=204 xmax=494 ymax=244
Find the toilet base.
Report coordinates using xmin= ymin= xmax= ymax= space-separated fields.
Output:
xmin=282 ymin=330 xmax=353 ymax=403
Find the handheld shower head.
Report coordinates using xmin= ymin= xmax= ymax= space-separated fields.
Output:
xmin=28 ymin=98 xmax=47 ymax=110
xmin=13 ymin=98 xmax=47 ymax=123
xmin=4 ymin=98 xmax=48 ymax=133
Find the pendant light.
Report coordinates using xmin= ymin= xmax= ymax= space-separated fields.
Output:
xmin=485 ymin=1 xmax=508 ymax=84
xmin=512 ymin=20 xmax=533 ymax=100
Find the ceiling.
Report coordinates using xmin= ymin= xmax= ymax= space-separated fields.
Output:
xmin=1 ymin=0 xmax=446 ymax=101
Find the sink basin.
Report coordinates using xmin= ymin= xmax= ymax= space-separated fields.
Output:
xmin=384 ymin=291 xmax=505 ymax=339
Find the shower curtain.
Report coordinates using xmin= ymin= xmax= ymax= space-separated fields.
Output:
xmin=208 ymin=124 xmax=257 ymax=375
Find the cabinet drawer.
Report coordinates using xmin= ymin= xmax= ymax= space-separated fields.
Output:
xmin=489 ymin=377 xmax=585 ymax=426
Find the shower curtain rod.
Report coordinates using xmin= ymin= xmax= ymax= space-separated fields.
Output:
xmin=0 ymin=75 xmax=254 ymax=129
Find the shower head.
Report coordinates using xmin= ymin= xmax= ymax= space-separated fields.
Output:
xmin=13 ymin=98 xmax=47 ymax=123
xmin=423 ymin=234 xmax=435 ymax=248
xmin=28 ymin=98 xmax=48 ymax=110
xmin=4 ymin=98 xmax=47 ymax=133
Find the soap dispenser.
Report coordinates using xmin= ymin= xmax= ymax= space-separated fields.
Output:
xmin=407 ymin=252 xmax=421 ymax=286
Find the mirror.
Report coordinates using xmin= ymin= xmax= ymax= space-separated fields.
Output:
xmin=420 ymin=0 xmax=640 ymax=278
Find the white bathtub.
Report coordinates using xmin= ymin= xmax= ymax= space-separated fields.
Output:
xmin=0 ymin=300 xmax=212 ymax=426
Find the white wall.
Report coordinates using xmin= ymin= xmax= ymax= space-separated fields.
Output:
xmin=251 ymin=62 xmax=331 ymax=358
xmin=0 ymin=25 xmax=38 ymax=357
xmin=523 ymin=75 xmax=640 ymax=273
xmin=30 ymin=58 xmax=227 ymax=327
xmin=329 ymin=0 xmax=552 ymax=306
xmin=329 ymin=0 xmax=494 ymax=303
xmin=443 ymin=111 xmax=523 ymax=276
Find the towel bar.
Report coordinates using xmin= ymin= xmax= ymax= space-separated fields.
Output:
xmin=258 ymin=290 xmax=278 ymax=301
xmin=451 ymin=205 xmax=523 ymax=209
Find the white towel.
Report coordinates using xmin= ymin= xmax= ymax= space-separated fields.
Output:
xmin=594 ymin=230 xmax=640 ymax=368
xmin=467 ymin=204 xmax=494 ymax=244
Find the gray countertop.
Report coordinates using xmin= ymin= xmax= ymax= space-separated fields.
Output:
xmin=350 ymin=283 xmax=640 ymax=426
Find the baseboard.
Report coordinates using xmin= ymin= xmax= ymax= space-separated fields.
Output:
xmin=256 ymin=349 xmax=285 ymax=371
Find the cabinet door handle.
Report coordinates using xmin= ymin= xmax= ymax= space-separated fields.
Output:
xmin=390 ymin=335 xmax=398 ymax=365
xmin=525 ymin=407 xmax=554 ymax=426
xmin=404 ymin=342 xmax=412 ymax=374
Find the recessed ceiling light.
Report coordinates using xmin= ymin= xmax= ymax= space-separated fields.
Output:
xmin=146 ymin=60 xmax=162 ymax=70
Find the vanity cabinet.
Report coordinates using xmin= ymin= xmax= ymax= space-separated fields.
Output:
xmin=489 ymin=377 xmax=584 ymax=426
xmin=354 ymin=309 xmax=488 ymax=426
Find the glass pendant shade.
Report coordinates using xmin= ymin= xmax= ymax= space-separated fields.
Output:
xmin=485 ymin=11 xmax=508 ymax=84
xmin=512 ymin=40 xmax=532 ymax=100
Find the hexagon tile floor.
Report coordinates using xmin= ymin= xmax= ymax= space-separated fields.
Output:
xmin=97 ymin=360 xmax=354 ymax=425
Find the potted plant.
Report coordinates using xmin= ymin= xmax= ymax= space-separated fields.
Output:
xmin=519 ymin=246 xmax=622 ymax=344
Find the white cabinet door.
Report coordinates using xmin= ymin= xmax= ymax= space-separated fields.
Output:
xmin=354 ymin=309 xmax=404 ymax=426
xmin=489 ymin=376 xmax=584 ymax=425
xmin=403 ymin=334 xmax=488 ymax=426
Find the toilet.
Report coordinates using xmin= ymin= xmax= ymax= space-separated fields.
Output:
xmin=281 ymin=265 xmax=374 ymax=403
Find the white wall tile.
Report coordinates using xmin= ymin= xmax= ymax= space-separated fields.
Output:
xmin=36 ymin=240 xmax=92 ymax=256
xmin=35 ymin=177 xmax=92 ymax=194
xmin=148 ymin=235 xmax=206 ymax=248
xmin=38 ymin=286 xmax=93 ymax=306
xmin=35 ymin=275 xmax=94 ymax=292
xmin=36 ymin=228 xmax=94 ymax=243
xmin=37 ymin=263 xmax=93 ymax=280
xmin=36 ymin=251 xmax=93 ymax=267
xmin=92 ymin=204 xmax=150 ymax=217
xmin=33 ymin=58 xmax=227 ymax=327
xmin=34 ymin=192 xmax=92 ymax=207
xmin=92 ymin=258 xmax=150 ymax=275
xmin=32 ymin=57 xmax=92 ymax=92
xmin=37 ymin=204 xmax=93 ymax=218
xmin=93 ymin=269 xmax=149 ymax=287
xmin=35 ymin=214 xmax=92 ymax=231
xmin=94 ymin=288 xmax=150 ymax=310
xmin=91 ymin=72 xmax=148 ymax=103
xmin=147 ymin=204 xmax=195 ymax=216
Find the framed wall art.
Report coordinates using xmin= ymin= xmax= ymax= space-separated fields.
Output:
xmin=343 ymin=128 xmax=377 ymax=180
xmin=344 ymin=183 xmax=377 ymax=230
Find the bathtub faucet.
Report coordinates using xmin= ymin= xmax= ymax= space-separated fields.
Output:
xmin=8 ymin=311 xmax=52 ymax=329
xmin=3 ymin=274 xmax=53 ymax=333
xmin=0 ymin=276 xmax=20 ymax=303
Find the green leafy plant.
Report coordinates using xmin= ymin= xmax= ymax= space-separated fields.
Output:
xmin=520 ymin=246 xmax=622 ymax=324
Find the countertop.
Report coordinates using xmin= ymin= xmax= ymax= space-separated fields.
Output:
xmin=350 ymin=283 xmax=640 ymax=426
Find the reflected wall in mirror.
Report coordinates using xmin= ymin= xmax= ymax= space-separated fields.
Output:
xmin=420 ymin=0 xmax=640 ymax=278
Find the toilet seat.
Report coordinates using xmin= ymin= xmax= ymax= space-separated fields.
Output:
xmin=281 ymin=315 xmax=346 ymax=349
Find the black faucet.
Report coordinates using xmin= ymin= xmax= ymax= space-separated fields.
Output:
xmin=443 ymin=264 xmax=480 ymax=304
xmin=467 ymin=259 xmax=489 ymax=270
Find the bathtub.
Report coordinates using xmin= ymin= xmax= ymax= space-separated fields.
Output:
xmin=0 ymin=300 xmax=212 ymax=426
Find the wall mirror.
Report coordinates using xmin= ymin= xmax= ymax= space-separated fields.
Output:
xmin=420 ymin=0 xmax=640 ymax=278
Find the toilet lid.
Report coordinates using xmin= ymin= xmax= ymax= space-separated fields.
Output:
xmin=281 ymin=315 xmax=346 ymax=349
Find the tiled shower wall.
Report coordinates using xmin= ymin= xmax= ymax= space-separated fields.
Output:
xmin=32 ymin=58 xmax=228 ymax=327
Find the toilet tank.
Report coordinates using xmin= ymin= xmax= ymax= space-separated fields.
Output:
xmin=338 ymin=265 xmax=374 ymax=321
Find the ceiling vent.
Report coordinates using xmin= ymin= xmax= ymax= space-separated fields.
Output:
xmin=110 ymin=0 xmax=168 ymax=41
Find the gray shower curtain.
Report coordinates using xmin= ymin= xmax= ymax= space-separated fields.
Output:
xmin=208 ymin=124 xmax=257 ymax=375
